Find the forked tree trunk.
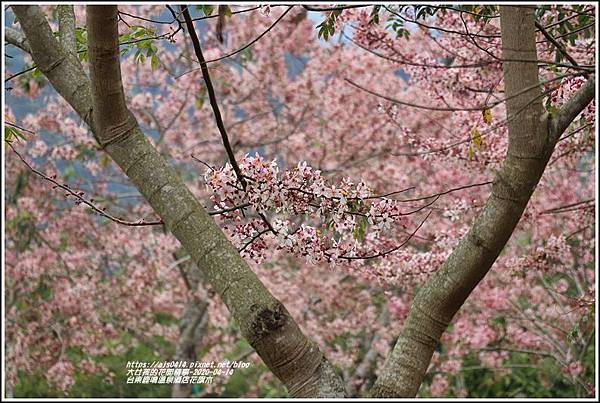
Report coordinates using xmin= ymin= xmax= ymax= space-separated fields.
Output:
xmin=10 ymin=5 xmax=594 ymax=398
xmin=369 ymin=6 xmax=595 ymax=397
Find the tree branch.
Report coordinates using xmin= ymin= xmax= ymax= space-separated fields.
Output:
xmin=175 ymin=6 xmax=294 ymax=79
xmin=5 ymin=26 xmax=30 ymax=53
xmin=550 ymin=75 xmax=595 ymax=140
xmin=180 ymin=5 xmax=247 ymax=188
xmin=369 ymin=6 xmax=595 ymax=397
xmin=534 ymin=20 xmax=582 ymax=72
xmin=14 ymin=4 xmax=345 ymax=397
xmin=6 ymin=140 xmax=163 ymax=227
xmin=57 ymin=5 xmax=77 ymax=55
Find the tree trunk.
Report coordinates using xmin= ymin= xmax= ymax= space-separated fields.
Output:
xmin=11 ymin=5 xmax=346 ymax=397
xmin=370 ymin=6 xmax=595 ymax=397
xmin=9 ymin=5 xmax=593 ymax=398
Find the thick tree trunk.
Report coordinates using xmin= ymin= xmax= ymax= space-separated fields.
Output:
xmin=11 ymin=5 xmax=346 ymax=397
xmin=370 ymin=6 xmax=595 ymax=397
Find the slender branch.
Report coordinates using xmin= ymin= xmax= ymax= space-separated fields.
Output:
xmin=119 ymin=8 xmax=179 ymax=25
xmin=435 ymin=5 xmax=500 ymax=19
xmin=540 ymin=198 xmax=594 ymax=215
xmin=238 ymin=228 xmax=270 ymax=252
xmin=474 ymin=346 xmax=556 ymax=358
xmin=209 ymin=203 xmax=252 ymax=216
xmin=303 ymin=5 xmax=370 ymax=12
xmin=345 ymin=72 xmax=579 ymax=113
xmin=345 ymin=31 xmax=497 ymax=70
xmin=176 ymin=6 xmax=294 ymax=79
xmin=180 ymin=5 xmax=246 ymax=189
xmin=5 ymin=65 xmax=37 ymax=82
xmin=542 ymin=22 xmax=595 ymax=42
xmin=6 ymin=141 xmax=163 ymax=227
xmin=399 ymin=181 xmax=493 ymax=203
xmin=350 ymin=24 xmax=593 ymax=72
xmin=193 ymin=5 xmax=262 ymax=21
xmin=5 ymin=121 xmax=36 ymax=136
xmin=557 ymin=122 xmax=594 ymax=142
xmin=535 ymin=21 xmax=582 ymax=73
xmin=361 ymin=186 xmax=415 ymax=200
xmin=330 ymin=210 xmax=432 ymax=261
xmin=385 ymin=5 xmax=501 ymax=39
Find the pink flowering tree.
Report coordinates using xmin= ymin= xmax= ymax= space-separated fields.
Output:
xmin=4 ymin=4 xmax=596 ymax=398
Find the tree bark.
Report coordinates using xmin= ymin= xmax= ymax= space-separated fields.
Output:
xmin=171 ymin=297 xmax=209 ymax=398
xmin=5 ymin=26 xmax=31 ymax=53
xmin=370 ymin=6 xmax=595 ymax=397
xmin=9 ymin=5 xmax=594 ymax=398
xmin=57 ymin=5 xmax=76 ymax=55
xmin=12 ymin=5 xmax=346 ymax=397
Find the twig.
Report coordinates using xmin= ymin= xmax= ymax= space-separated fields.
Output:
xmin=535 ymin=21 xmax=584 ymax=75
xmin=331 ymin=210 xmax=432 ymax=261
xmin=209 ymin=203 xmax=252 ymax=216
xmin=191 ymin=154 xmax=215 ymax=172
xmin=181 ymin=5 xmax=246 ymax=189
xmin=238 ymin=228 xmax=270 ymax=252
xmin=175 ymin=6 xmax=294 ymax=79
xmin=6 ymin=140 xmax=163 ymax=227
xmin=399 ymin=181 xmax=493 ymax=203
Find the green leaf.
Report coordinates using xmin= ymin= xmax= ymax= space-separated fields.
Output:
xmin=5 ymin=125 xmax=27 ymax=141
xmin=482 ymin=107 xmax=493 ymax=124
xmin=31 ymin=67 xmax=43 ymax=79
xmin=5 ymin=126 xmax=14 ymax=141
xmin=151 ymin=54 xmax=160 ymax=71
xmin=240 ymin=47 xmax=253 ymax=64
xmin=369 ymin=5 xmax=381 ymax=24
xmin=195 ymin=86 xmax=206 ymax=110
xmin=470 ymin=126 xmax=483 ymax=151
xmin=100 ymin=153 xmax=111 ymax=168
xmin=468 ymin=144 xmax=475 ymax=160
xmin=14 ymin=129 xmax=27 ymax=141
xmin=199 ymin=5 xmax=214 ymax=16
xmin=353 ymin=216 xmax=368 ymax=242
xmin=219 ymin=5 xmax=233 ymax=17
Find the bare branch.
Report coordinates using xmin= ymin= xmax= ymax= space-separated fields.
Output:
xmin=303 ymin=5 xmax=370 ymax=12
xmin=329 ymin=210 xmax=432 ymax=261
xmin=535 ymin=21 xmax=583 ymax=73
xmin=5 ymin=26 xmax=30 ymax=53
xmin=238 ymin=228 xmax=270 ymax=252
xmin=550 ymin=75 xmax=596 ymax=140
xmin=180 ymin=5 xmax=247 ymax=189
xmin=345 ymin=72 xmax=580 ymax=113
xmin=176 ymin=6 xmax=294 ymax=79
xmin=6 ymin=140 xmax=163 ymax=227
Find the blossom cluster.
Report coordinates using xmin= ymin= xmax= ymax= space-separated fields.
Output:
xmin=204 ymin=154 xmax=412 ymax=263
